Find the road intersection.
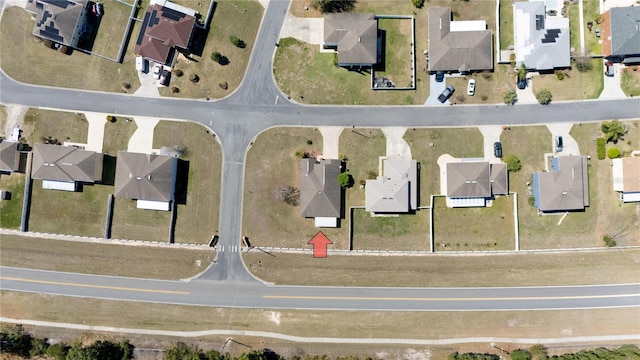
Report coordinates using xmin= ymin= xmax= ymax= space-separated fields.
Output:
xmin=0 ymin=0 xmax=639 ymax=309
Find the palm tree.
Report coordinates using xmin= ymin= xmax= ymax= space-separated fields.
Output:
xmin=516 ymin=63 xmax=527 ymax=81
xmin=601 ymin=119 xmax=627 ymax=143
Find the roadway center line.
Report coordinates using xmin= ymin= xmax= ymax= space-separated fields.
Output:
xmin=263 ymin=294 xmax=640 ymax=302
xmin=0 ymin=276 xmax=190 ymax=295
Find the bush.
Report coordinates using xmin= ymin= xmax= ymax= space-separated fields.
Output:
xmin=229 ymin=35 xmax=246 ymax=48
xmin=106 ymin=115 xmax=116 ymax=123
xmin=274 ymin=185 xmax=300 ymax=206
xmin=536 ymin=88 xmax=552 ymax=105
xmin=211 ymin=51 xmax=228 ymax=65
xmin=219 ymin=81 xmax=228 ymax=90
xmin=189 ymin=74 xmax=199 ymax=83
xmin=306 ymin=139 xmax=313 ymax=145
xmin=173 ymin=69 xmax=183 ymax=77
xmin=603 ymin=234 xmax=616 ymax=247
xmin=596 ymin=137 xmax=606 ymax=159
xmin=556 ymin=72 xmax=564 ymax=80
xmin=171 ymin=86 xmax=180 ymax=93
xmin=503 ymin=90 xmax=517 ymax=105
xmin=337 ymin=172 xmax=354 ymax=188
xmin=506 ymin=154 xmax=522 ymax=172
xmin=411 ymin=0 xmax=424 ymax=8
xmin=608 ymin=147 xmax=621 ymax=159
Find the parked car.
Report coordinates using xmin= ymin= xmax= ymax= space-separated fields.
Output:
xmin=494 ymin=142 xmax=502 ymax=158
xmin=517 ymin=76 xmax=527 ymax=90
xmin=135 ymin=56 xmax=147 ymax=73
xmin=605 ymin=61 xmax=614 ymax=77
xmin=546 ymin=9 xmax=557 ymax=16
xmin=555 ymin=136 xmax=563 ymax=152
xmin=467 ymin=79 xmax=476 ymax=96
xmin=153 ymin=64 xmax=162 ymax=79
xmin=159 ymin=69 xmax=171 ymax=86
xmin=438 ymin=85 xmax=455 ymax=103
xmin=435 ymin=71 xmax=445 ymax=83
xmin=595 ymin=28 xmax=601 ymax=37
xmin=96 ymin=2 xmax=103 ymax=16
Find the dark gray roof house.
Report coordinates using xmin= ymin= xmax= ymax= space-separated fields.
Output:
xmin=365 ymin=159 xmax=418 ymax=213
xmin=32 ymin=144 xmax=103 ymax=191
xmin=114 ymin=151 xmax=178 ymax=210
xmin=532 ymin=156 xmax=590 ymax=212
xmin=602 ymin=7 xmax=640 ymax=63
xmin=26 ymin=0 xmax=88 ymax=47
xmin=299 ymin=158 xmax=343 ymax=227
xmin=513 ymin=1 xmax=570 ymax=70
xmin=324 ymin=13 xmax=379 ymax=66
xmin=428 ymin=7 xmax=493 ymax=72
xmin=446 ymin=161 xmax=508 ymax=207
xmin=0 ymin=141 xmax=20 ymax=173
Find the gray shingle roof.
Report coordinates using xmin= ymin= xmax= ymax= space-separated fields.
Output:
xmin=324 ymin=13 xmax=378 ymax=65
xmin=299 ymin=158 xmax=342 ymax=218
xmin=534 ymin=156 xmax=589 ymax=212
xmin=609 ymin=7 xmax=640 ymax=57
xmin=365 ymin=159 xmax=417 ymax=213
xmin=27 ymin=0 xmax=87 ymax=47
xmin=428 ymin=7 xmax=493 ymax=72
xmin=490 ymin=163 xmax=509 ymax=195
xmin=446 ymin=161 xmax=491 ymax=198
xmin=32 ymin=144 xmax=102 ymax=183
xmin=0 ymin=141 xmax=20 ymax=172
xmin=114 ymin=151 xmax=177 ymax=202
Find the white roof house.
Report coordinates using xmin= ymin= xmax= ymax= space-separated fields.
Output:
xmin=365 ymin=159 xmax=418 ymax=213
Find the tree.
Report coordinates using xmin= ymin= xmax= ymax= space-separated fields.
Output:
xmin=529 ymin=344 xmax=548 ymax=360
xmin=503 ymin=89 xmax=517 ymax=105
xmin=516 ymin=62 xmax=527 ymax=81
xmin=601 ymin=119 xmax=627 ymax=143
xmin=535 ymin=88 xmax=552 ymax=105
xmin=607 ymin=147 xmax=621 ymax=159
xmin=189 ymin=74 xmax=200 ymax=83
xmin=275 ymin=185 xmax=300 ymax=206
xmin=311 ymin=0 xmax=357 ymax=13
xmin=506 ymin=154 xmax=522 ymax=172
xmin=0 ymin=325 xmax=32 ymax=357
xmin=511 ymin=349 xmax=532 ymax=360
xmin=411 ymin=0 xmax=425 ymax=8
xmin=337 ymin=172 xmax=353 ymax=188
xmin=230 ymin=35 xmax=246 ymax=48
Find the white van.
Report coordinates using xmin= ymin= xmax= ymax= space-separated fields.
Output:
xmin=135 ymin=56 xmax=147 ymax=73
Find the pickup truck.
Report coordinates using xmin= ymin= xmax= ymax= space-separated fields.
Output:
xmin=438 ymin=85 xmax=455 ymax=103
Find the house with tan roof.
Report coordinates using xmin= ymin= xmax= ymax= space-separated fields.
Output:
xmin=299 ymin=158 xmax=343 ymax=227
xmin=114 ymin=151 xmax=178 ymax=211
xmin=32 ymin=144 xmax=103 ymax=191
xmin=427 ymin=7 xmax=493 ymax=73
xmin=532 ymin=156 xmax=589 ymax=212
xmin=134 ymin=0 xmax=197 ymax=65
xmin=601 ymin=7 xmax=640 ymax=64
xmin=0 ymin=141 xmax=21 ymax=173
xmin=445 ymin=161 xmax=508 ymax=207
xmin=324 ymin=13 xmax=379 ymax=67
xmin=612 ymin=156 xmax=640 ymax=202
xmin=25 ymin=0 xmax=88 ymax=48
xmin=365 ymin=159 xmax=418 ymax=214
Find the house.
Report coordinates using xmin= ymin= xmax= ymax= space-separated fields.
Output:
xmin=513 ymin=1 xmax=570 ymax=71
xmin=114 ymin=151 xmax=178 ymax=211
xmin=25 ymin=0 xmax=88 ymax=48
xmin=612 ymin=156 xmax=640 ymax=202
xmin=601 ymin=7 xmax=640 ymax=64
xmin=532 ymin=156 xmax=589 ymax=212
xmin=0 ymin=141 xmax=21 ymax=173
xmin=32 ymin=144 xmax=103 ymax=191
xmin=427 ymin=7 xmax=493 ymax=73
xmin=134 ymin=0 xmax=197 ymax=65
xmin=324 ymin=13 xmax=379 ymax=67
xmin=365 ymin=159 xmax=418 ymax=213
xmin=299 ymin=158 xmax=343 ymax=227
xmin=446 ymin=161 xmax=508 ymax=207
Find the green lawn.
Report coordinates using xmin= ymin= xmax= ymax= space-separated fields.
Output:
xmin=583 ymin=0 xmax=602 ymax=55
xmin=621 ymin=66 xmax=640 ymax=97
xmin=499 ymin=0 xmax=514 ymax=50
xmin=351 ymin=208 xmax=430 ymax=251
xmin=568 ymin=4 xmax=580 ymax=55
xmin=0 ymin=173 xmax=26 ymax=229
xmin=375 ymin=18 xmax=414 ymax=88
xmin=102 ymin=117 xmax=136 ymax=156
xmin=21 ymin=109 xmax=89 ymax=146
xmin=533 ymin=59 xmax=603 ymax=100
xmin=110 ymin=196 xmax=173 ymax=242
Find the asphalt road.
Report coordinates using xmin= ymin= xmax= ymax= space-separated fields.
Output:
xmin=0 ymin=0 xmax=639 ymax=287
xmin=2 ymin=267 xmax=639 ymax=311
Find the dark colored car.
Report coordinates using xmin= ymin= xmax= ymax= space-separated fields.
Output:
xmin=435 ymin=71 xmax=445 ymax=82
xmin=605 ymin=61 xmax=614 ymax=77
xmin=555 ymin=136 xmax=563 ymax=152
xmin=437 ymin=85 xmax=455 ymax=103
xmin=159 ymin=69 xmax=171 ymax=86
xmin=494 ymin=142 xmax=502 ymax=158
xmin=517 ymin=77 xmax=527 ymax=90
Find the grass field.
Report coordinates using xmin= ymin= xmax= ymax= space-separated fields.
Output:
xmin=111 ymin=196 xmax=173 ymax=242
xmin=351 ymin=208 xmax=430 ymax=251
xmin=153 ymin=121 xmax=221 ymax=244
xmin=532 ymin=59 xmax=603 ymax=101
xmin=102 ymin=117 xmax=136 ymax=155
xmin=0 ymin=7 xmax=140 ymax=93
xmin=433 ymin=196 xmax=515 ymax=251
xmin=22 ymin=109 xmax=88 ymax=146
xmin=621 ymin=66 xmax=640 ymax=97
xmin=0 ymin=173 xmax=26 ymax=229
xmin=90 ymin=0 xmax=134 ymax=59
xmin=158 ymin=0 xmax=263 ymax=99
xmin=375 ymin=18 xmax=414 ymax=89
xmin=0 ymin=234 xmax=215 ymax=279
xmin=568 ymin=4 xmax=580 ymax=55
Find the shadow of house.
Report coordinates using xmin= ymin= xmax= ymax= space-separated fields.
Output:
xmin=532 ymin=156 xmax=589 ymax=212
xmin=324 ymin=13 xmax=379 ymax=67
xmin=601 ymin=7 xmax=640 ymax=64
xmin=25 ymin=0 xmax=89 ymax=49
xmin=31 ymin=144 xmax=103 ymax=192
xmin=445 ymin=161 xmax=508 ymax=207
xmin=299 ymin=158 xmax=343 ymax=228
xmin=365 ymin=159 xmax=418 ymax=214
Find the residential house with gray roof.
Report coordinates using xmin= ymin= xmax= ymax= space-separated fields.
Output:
xmin=366 ymin=158 xmax=418 ymax=213
xmin=32 ymin=144 xmax=103 ymax=191
xmin=601 ymin=7 xmax=640 ymax=64
xmin=324 ymin=13 xmax=379 ymax=67
xmin=428 ymin=7 xmax=493 ymax=73
xmin=299 ymin=158 xmax=343 ymax=227
xmin=445 ymin=161 xmax=508 ymax=207
xmin=0 ymin=141 xmax=21 ymax=173
xmin=532 ymin=156 xmax=590 ymax=212
xmin=26 ymin=0 xmax=88 ymax=48
xmin=513 ymin=1 xmax=570 ymax=71
xmin=114 ymin=151 xmax=177 ymax=211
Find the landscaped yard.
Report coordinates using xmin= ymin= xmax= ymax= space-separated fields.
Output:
xmin=21 ymin=109 xmax=88 ymax=146
xmin=375 ymin=18 xmax=414 ymax=89
xmin=0 ymin=7 xmax=140 ymax=93
xmin=404 ymin=128 xmax=484 ymax=199
xmin=433 ymin=196 xmax=515 ymax=251
xmin=532 ymin=59 xmax=603 ymax=100
xmin=153 ymin=121 xmax=221 ymax=244
xmin=621 ymin=66 xmax=640 ymax=97
xmin=102 ymin=116 xmax=136 ymax=156
xmin=351 ymin=208 xmax=430 ymax=251
xmin=158 ymin=0 xmax=263 ymax=99
xmin=0 ymin=173 xmax=26 ymax=229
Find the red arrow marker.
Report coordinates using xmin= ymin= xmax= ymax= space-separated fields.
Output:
xmin=308 ymin=231 xmax=332 ymax=258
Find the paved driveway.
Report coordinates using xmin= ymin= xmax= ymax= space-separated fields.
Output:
xmin=280 ymin=15 xmax=324 ymax=45
xmin=546 ymin=123 xmax=580 ymax=156
xmin=425 ymin=74 xmax=448 ymax=105
xmin=600 ymin=62 xmax=626 ymax=100
xmin=479 ymin=126 xmax=504 ymax=164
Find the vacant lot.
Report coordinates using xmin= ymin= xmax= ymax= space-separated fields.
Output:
xmin=102 ymin=117 xmax=136 ymax=155
xmin=433 ymin=195 xmax=515 ymax=251
xmin=0 ymin=234 xmax=215 ymax=279
xmin=241 ymin=128 xmax=345 ymax=249
xmin=404 ymin=128 xmax=484 ymax=199
xmin=375 ymin=18 xmax=414 ymax=89
xmin=153 ymin=121 xmax=221 ymax=244
xmin=0 ymin=173 xmax=26 ymax=229
xmin=0 ymin=7 xmax=140 ymax=93
xmin=244 ymin=248 xmax=640 ymax=286
xmin=159 ymin=0 xmax=263 ymax=99
xmin=352 ymin=208 xmax=430 ymax=251
xmin=621 ymin=66 xmax=640 ymax=97
xmin=21 ymin=109 xmax=88 ymax=146
xmin=532 ymin=59 xmax=603 ymax=100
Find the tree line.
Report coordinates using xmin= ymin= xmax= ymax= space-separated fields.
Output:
xmin=2 ymin=325 xmax=639 ymax=360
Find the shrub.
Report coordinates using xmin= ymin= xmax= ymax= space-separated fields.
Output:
xmin=106 ymin=115 xmax=116 ymax=123
xmin=337 ymin=172 xmax=354 ymax=188
xmin=596 ymin=137 xmax=606 ymax=159
xmin=481 ymin=95 xmax=488 ymax=102
xmin=506 ymin=154 xmax=522 ymax=172
xmin=411 ymin=0 xmax=425 ymax=8
xmin=603 ymin=234 xmax=616 ymax=247
xmin=535 ymin=88 xmax=552 ymax=105
xmin=503 ymin=89 xmax=517 ymax=105
xmin=171 ymin=86 xmax=180 ymax=93
xmin=219 ymin=81 xmax=228 ymax=90
xmin=608 ymin=147 xmax=621 ymax=159
xmin=173 ymin=69 xmax=183 ymax=77
xmin=121 ymin=82 xmax=131 ymax=89
xmin=230 ymin=35 xmax=246 ymax=48
xmin=189 ymin=74 xmax=199 ymax=83
xmin=306 ymin=139 xmax=313 ymax=145
xmin=556 ymin=72 xmax=564 ymax=80
xmin=211 ymin=51 xmax=222 ymax=63
xmin=274 ymin=185 xmax=300 ymax=206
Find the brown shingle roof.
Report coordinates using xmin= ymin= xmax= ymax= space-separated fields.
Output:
xmin=620 ymin=157 xmax=640 ymax=192
xmin=299 ymin=158 xmax=342 ymax=218
xmin=114 ymin=151 xmax=177 ymax=202
xmin=134 ymin=3 xmax=196 ymax=63
xmin=324 ymin=13 xmax=378 ymax=65
xmin=32 ymin=144 xmax=103 ymax=183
